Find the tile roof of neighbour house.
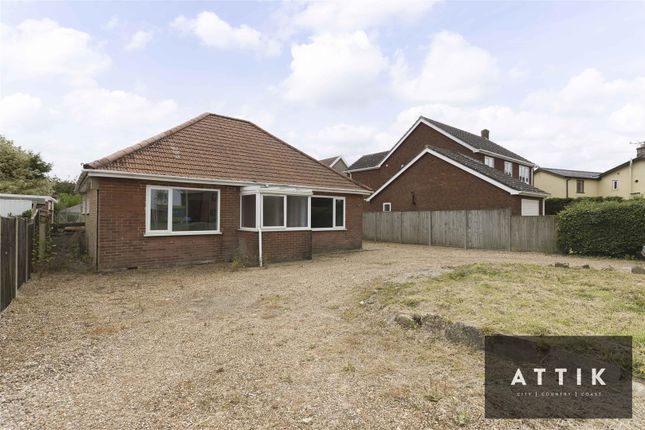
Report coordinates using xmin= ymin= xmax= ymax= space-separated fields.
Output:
xmin=537 ymin=167 xmax=602 ymax=179
xmin=421 ymin=117 xmax=533 ymax=164
xmin=347 ymin=150 xmax=389 ymax=170
xmin=427 ymin=146 xmax=547 ymax=194
xmin=367 ymin=145 xmax=548 ymax=201
xmin=81 ymin=113 xmax=370 ymax=193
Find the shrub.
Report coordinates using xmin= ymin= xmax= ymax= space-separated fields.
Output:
xmin=557 ymin=199 xmax=645 ymax=258
xmin=545 ymin=196 xmax=623 ymax=215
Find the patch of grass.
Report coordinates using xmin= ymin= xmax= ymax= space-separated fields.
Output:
xmin=373 ymin=263 xmax=645 ymax=378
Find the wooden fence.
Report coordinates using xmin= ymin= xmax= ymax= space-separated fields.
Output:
xmin=1 ymin=215 xmax=36 ymax=312
xmin=363 ymin=208 xmax=558 ymax=253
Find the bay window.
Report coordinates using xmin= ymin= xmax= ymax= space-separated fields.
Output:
xmin=146 ymin=186 xmax=219 ymax=235
xmin=240 ymin=192 xmax=343 ymax=231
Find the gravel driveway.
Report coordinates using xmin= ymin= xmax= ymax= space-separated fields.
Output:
xmin=1 ymin=242 xmax=642 ymax=429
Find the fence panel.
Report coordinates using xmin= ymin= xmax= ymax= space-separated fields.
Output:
xmin=467 ymin=208 xmax=511 ymax=250
xmin=431 ymin=210 xmax=467 ymax=248
xmin=511 ymin=215 xmax=558 ymax=253
xmin=363 ymin=209 xmax=558 ymax=254
xmin=1 ymin=216 xmax=36 ymax=312
xmin=1 ymin=217 xmax=17 ymax=311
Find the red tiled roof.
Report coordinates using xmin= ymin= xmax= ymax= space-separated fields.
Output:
xmin=83 ymin=113 xmax=369 ymax=192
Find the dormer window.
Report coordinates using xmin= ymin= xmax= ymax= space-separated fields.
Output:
xmin=519 ymin=165 xmax=530 ymax=184
xmin=484 ymin=156 xmax=495 ymax=168
xmin=504 ymin=161 xmax=513 ymax=176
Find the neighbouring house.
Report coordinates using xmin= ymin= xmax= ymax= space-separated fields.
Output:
xmin=0 ymin=193 xmax=56 ymax=218
xmin=534 ymin=143 xmax=645 ymax=199
xmin=319 ymin=155 xmax=349 ymax=174
xmin=346 ymin=116 xmax=549 ymax=216
xmin=76 ymin=113 xmax=370 ymax=271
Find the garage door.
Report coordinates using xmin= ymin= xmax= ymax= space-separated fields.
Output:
xmin=521 ymin=199 xmax=540 ymax=216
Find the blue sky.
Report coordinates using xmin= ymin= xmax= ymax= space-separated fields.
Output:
xmin=1 ymin=0 xmax=644 ymax=179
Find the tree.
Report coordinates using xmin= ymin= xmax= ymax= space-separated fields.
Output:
xmin=0 ymin=135 xmax=53 ymax=195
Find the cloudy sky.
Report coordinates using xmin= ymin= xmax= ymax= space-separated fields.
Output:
xmin=1 ymin=1 xmax=644 ymax=179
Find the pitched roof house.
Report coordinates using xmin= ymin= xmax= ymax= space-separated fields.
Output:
xmin=534 ymin=143 xmax=645 ymax=199
xmin=77 ymin=113 xmax=370 ymax=271
xmin=319 ymin=155 xmax=349 ymax=174
xmin=347 ymin=116 xmax=548 ymax=216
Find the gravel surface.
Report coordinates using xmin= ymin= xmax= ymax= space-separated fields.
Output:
xmin=1 ymin=242 xmax=643 ymax=429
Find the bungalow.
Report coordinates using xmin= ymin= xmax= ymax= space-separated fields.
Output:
xmin=347 ymin=117 xmax=549 ymax=216
xmin=76 ymin=113 xmax=370 ymax=271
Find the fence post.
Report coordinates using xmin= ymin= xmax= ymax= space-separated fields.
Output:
xmin=507 ymin=208 xmax=512 ymax=251
xmin=428 ymin=211 xmax=432 ymax=246
xmin=464 ymin=210 xmax=468 ymax=249
xmin=14 ymin=217 xmax=18 ymax=295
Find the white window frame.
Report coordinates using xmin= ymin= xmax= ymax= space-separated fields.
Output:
xmin=612 ymin=180 xmax=619 ymax=190
xmin=383 ymin=202 xmax=392 ymax=212
xmin=484 ymin=156 xmax=495 ymax=168
xmin=145 ymin=185 xmax=221 ymax=236
xmin=311 ymin=195 xmax=346 ymax=231
xmin=504 ymin=161 xmax=513 ymax=176
xmin=239 ymin=192 xmax=312 ymax=232
xmin=519 ymin=165 xmax=530 ymax=184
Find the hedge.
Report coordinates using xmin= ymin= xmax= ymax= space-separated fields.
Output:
xmin=545 ymin=196 xmax=623 ymax=215
xmin=557 ymin=199 xmax=645 ymax=258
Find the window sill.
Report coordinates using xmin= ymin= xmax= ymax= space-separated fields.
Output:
xmin=144 ymin=231 xmax=222 ymax=237
xmin=312 ymin=227 xmax=347 ymax=232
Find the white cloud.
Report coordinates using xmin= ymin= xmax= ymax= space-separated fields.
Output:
xmin=396 ymin=68 xmax=645 ymax=171
xmin=0 ymin=19 xmax=110 ymax=85
xmin=103 ymin=16 xmax=120 ymax=31
xmin=287 ymin=0 xmax=441 ymax=33
xmin=63 ymin=87 xmax=177 ymax=128
xmin=171 ymin=11 xmax=280 ymax=56
xmin=302 ymin=123 xmax=394 ymax=161
xmin=125 ymin=30 xmax=153 ymax=51
xmin=392 ymin=31 xmax=500 ymax=103
xmin=0 ymin=93 xmax=45 ymax=132
xmin=282 ymin=31 xmax=388 ymax=107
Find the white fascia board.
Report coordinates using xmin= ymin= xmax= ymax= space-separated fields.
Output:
xmin=367 ymin=148 xmax=540 ymax=201
xmin=83 ymin=169 xmax=371 ymax=196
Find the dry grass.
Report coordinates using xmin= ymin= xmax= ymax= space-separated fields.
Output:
xmin=374 ymin=263 xmax=645 ymax=377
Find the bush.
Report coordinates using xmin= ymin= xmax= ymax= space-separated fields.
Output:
xmin=557 ymin=199 xmax=645 ymax=258
xmin=545 ymin=196 xmax=623 ymax=215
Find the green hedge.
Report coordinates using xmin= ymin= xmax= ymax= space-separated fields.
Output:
xmin=545 ymin=196 xmax=623 ymax=215
xmin=557 ymin=199 xmax=645 ymax=258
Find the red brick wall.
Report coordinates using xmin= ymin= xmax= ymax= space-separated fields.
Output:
xmin=311 ymin=193 xmax=363 ymax=252
xmin=365 ymin=153 xmax=535 ymax=215
xmin=351 ymin=123 xmax=470 ymax=190
xmin=94 ymin=178 xmax=239 ymax=270
xmin=262 ymin=230 xmax=312 ymax=263
xmin=89 ymin=178 xmax=363 ymax=270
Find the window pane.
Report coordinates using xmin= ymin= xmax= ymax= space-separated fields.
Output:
xmin=311 ymin=197 xmax=333 ymax=228
xmin=149 ymin=189 xmax=168 ymax=230
xmin=263 ymin=195 xmax=284 ymax=227
xmin=287 ymin=196 xmax=308 ymax=228
xmin=172 ymin=189 xmax=218 ymax=231
xmin=335 ymin=199 xmax=344 ymax=227
xmin=241 ymin=194 xmax=256 ymax=228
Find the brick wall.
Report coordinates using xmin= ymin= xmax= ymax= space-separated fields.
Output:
xmin=312 ymin=193 xmax=363 ymax=252
xmin=365 ymin=152 xmax=536 ymax=215
xmin=93 ymin=178 xmax=240 ymax=270
xmin=86 ymin=178 xmax=363 ymax=270
xmin=262 ymin=230 xmax=312 ymax=263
